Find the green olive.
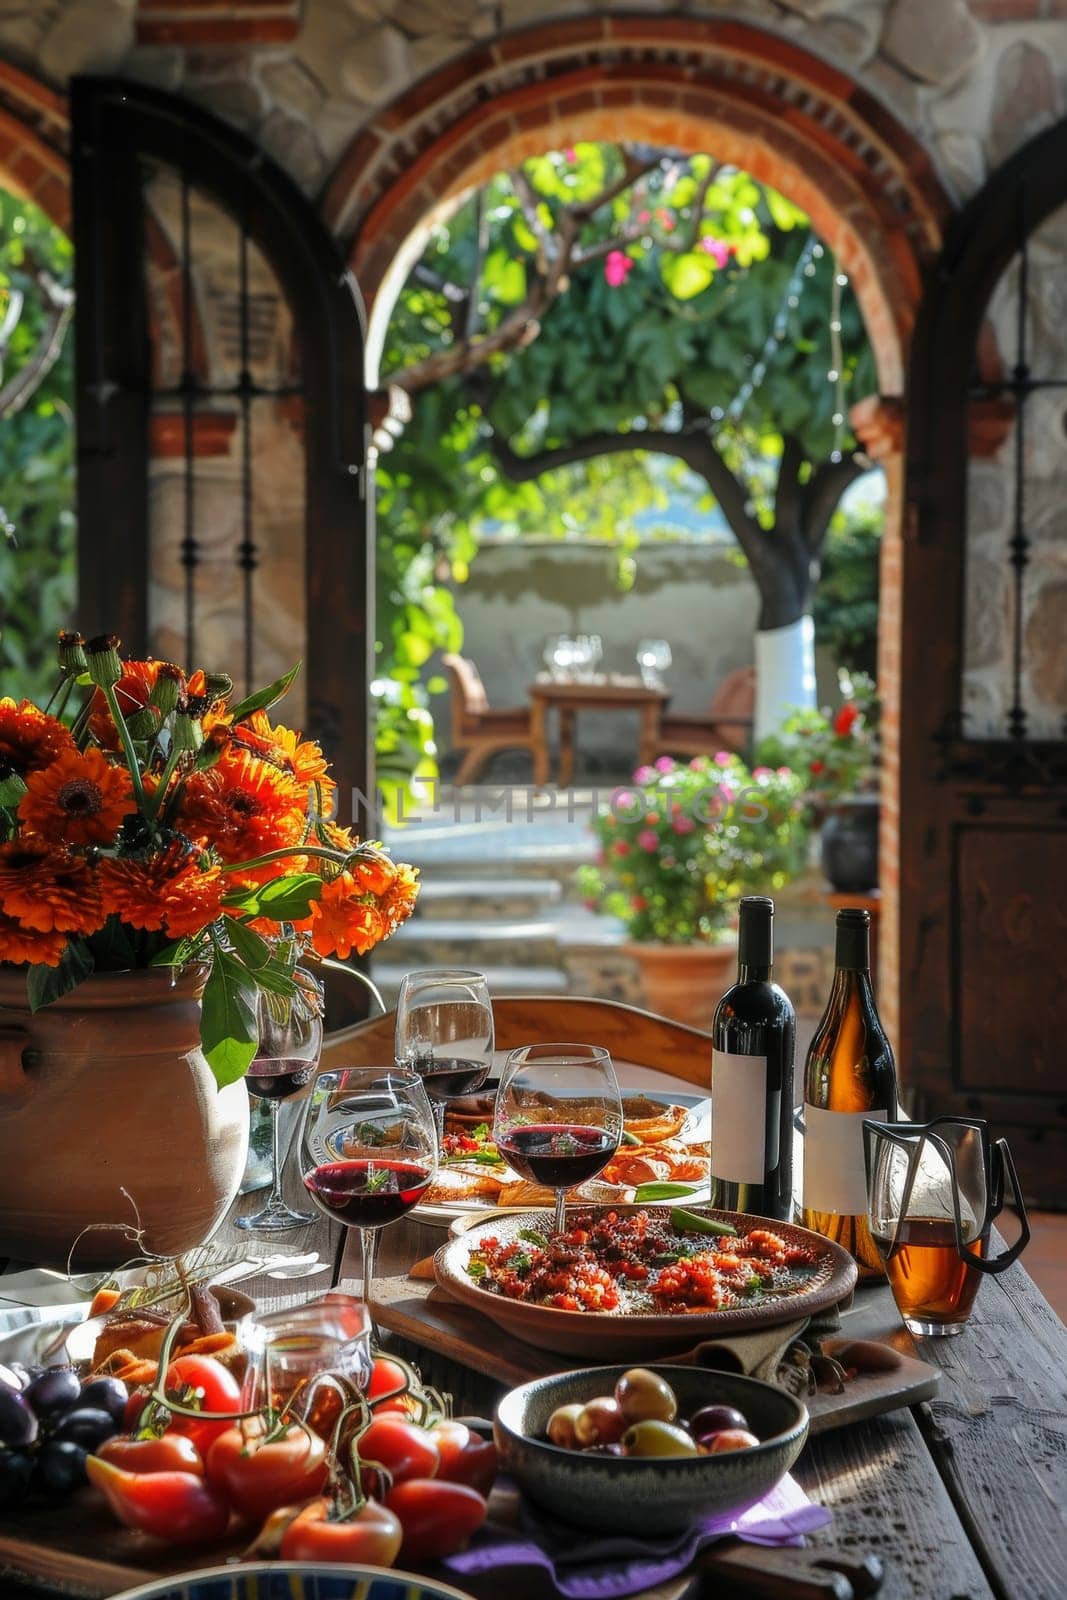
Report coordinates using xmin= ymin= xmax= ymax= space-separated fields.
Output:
xmin=614 ymin=1367 xmax=678 ymax=1425
xmin=622 ymin=1420 xmax=700 ymax=1458
xmin=546 ymin=1402 xmax=585 ymax=1448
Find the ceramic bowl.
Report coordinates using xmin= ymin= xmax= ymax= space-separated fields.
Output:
xmin=112 ymin=1564 xmax=476 ymax=1600
xmin=495 ymin=1365 xmax=808 ymax=1536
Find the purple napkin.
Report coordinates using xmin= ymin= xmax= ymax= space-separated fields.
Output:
xmin=445 ymin=1473 xmax=830 ymax=1598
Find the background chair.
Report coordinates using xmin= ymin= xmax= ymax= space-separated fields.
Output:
xmin=654 ymin=664 xmax=756 ymax=759
xmin=442 ymin=653 xmax=548 ymax=786
xmin=323 ymin=994 xmax=712 ymax=1092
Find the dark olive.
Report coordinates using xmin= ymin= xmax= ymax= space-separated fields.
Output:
xmin=689 ymin=1403 xmax=748 ymax=1444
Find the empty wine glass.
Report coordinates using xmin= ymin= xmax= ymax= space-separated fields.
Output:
xmin=494 ymin=1043 xmax=623 ymax=1235
xmin=299 ymin=1067 xmax=437 ymax=1330
xmin=395 ymin=968 xmax=495 ymax=1142
xmin=236 ymin=973 xmax=323 ymax=1233
xmin=636 ymin=638 xmax=672 ymax=687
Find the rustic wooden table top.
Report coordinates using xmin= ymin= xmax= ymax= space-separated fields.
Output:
xmin=4 ymin=1117 xmax=1065 ymax=1600
xmin=530 ymin=674 xmax=669 ymax=705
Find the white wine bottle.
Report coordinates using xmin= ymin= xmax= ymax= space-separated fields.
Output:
xmin=801 ymin=907 xmax=897 ymax=1277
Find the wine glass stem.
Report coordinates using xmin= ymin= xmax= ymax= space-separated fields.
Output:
xmin=553 ymin=1187 xmax=567 ymax=1235
xmin=359 ymin=1225 xmax=378 ymax=1323
xmin=432 ymin=1101 xmax=446 ymax=1148
xmin=267 ymin=1101 xmax=285 ymax=1212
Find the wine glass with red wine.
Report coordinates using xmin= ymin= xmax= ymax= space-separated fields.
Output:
xmin=299 ymin=1067 xmax=438 ymax=1325
xmin=394 ymin=969 xmax=495 ymax=1143
xmin=235 ymin=972 xmax=323 ymax=1234
xmin=493 ymin=1043 xmax=623 ymax=1235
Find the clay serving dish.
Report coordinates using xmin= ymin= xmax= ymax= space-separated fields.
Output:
xmin=495 ymin=1365 xmax=808 ymax=1535
xmin=434 ymin=1206 xmax=856 ymax=1358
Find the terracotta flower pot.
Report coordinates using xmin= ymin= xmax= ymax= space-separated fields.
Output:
xmin=623 ymin=940 xmax=738 ymax=1031
xmin=0 ymin=966 xmax=249 ymax=1269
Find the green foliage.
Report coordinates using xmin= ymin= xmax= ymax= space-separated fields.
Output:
xmin=0 ymin=190 xmax=74 ymax=702
xmin=814 ymin=493 xmax=882 ymax=675
xmin=576 ymin=753 xmax=811 ymax=944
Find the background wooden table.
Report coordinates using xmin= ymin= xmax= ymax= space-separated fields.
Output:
xmin=529 ymin=676 xmax=669 ymax=786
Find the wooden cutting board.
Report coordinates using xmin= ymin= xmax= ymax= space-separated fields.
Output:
xmin=367 ymin=1268 xmax=939 ymax=1435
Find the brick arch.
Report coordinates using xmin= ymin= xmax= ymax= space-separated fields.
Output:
xmin=0 ymin=61 xmax=69 ymax=231
xmin=328 ymin=16 xmax=952 ymax=393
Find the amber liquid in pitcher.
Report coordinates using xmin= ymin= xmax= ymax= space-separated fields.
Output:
xmin=880 ymin=1217 xmax=987 ymax=1327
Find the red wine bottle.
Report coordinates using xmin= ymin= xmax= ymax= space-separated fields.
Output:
xmin=709 ymin=896 xmax=796 ymax=1222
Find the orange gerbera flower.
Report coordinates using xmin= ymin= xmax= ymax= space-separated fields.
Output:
xmin=221 ymin=711 xmax=334 ymax=805
xmin=0 ymin=698 xmax=76 ymax=778
xmin=87 ymin=660 xmax=162 ymax=746
xmin=19 ymin=748 xmax=135 ymax=847
xmin=98 ymin=842 xmax=225 ymax=939
xmin=0 ymin=839 xmax=103 ymax=935
xmin=348 ymin=845 xmax=398 ymax=898
xmin=0 ymin=910 xmax=67 ymax=967
xmin=380 ymin=861 xmax=420 ymax=934
xmin=302 ymin=873 xmax=388 ymax=961
xmin=177 ymin=749 xmax=307 ymax=881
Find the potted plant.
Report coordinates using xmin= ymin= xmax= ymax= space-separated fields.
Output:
xmin=577 ymin=753 xmax=810 ymax=1028
xmin=754 ymin=672 xmax=880 ymax=893
xmin=0 ymin=632 xmax=419 ymax=1267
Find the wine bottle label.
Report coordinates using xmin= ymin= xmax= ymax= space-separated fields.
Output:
xmin=711 ymin=1050 xmax=774 ymax=1184
xmin=803 ymin=1104 xmax=887 ymax=1214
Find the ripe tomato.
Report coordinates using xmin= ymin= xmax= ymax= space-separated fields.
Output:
xmin=430 ymin=1420 xmax=497 ymax=1496
xmin=279 ymin=1495 xmax=403 ymax=1567
xmin=85 ymin=1456 xmax=230 ymax=1545
xmin=122 ymin=1388 xmax=150 ymax=1433
xmin=358 ymin=1416 xmax=439 ymax=1495
xmin=385 ymin=1477 xmax=488 ymax=1562
xmin=207 ymin=1419 xmax=328 ymax=1520
xmin=163 ymin=1355 xmax=241 ymax=1456
xmin=97 ymin=1433 xmax=204 ymax=1476
xmin=367 ymin=1356 xmax=415 ymax=1415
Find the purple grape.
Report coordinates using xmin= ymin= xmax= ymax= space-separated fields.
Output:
xmin=25 ymin=1367 xmax=80 ymax=1418
xmin=78 ymin=1375 xmax=128 ymax=1423
xmin=0 ymin=1388 xmax=38 ymax=1448
xmin=37 ymin=1439 xmax=88 ymax=1495
xmin=53 ymin=1407 xmax=117 ymax=1450
xmin=0 ymin=1449 xmax=33 ymax=1507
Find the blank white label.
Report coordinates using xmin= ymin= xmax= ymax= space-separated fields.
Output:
xmin=803 ymin=1104 xmax=887 ymax=1215
xmin=711 ymin=1050 xmax=767 ymax=1184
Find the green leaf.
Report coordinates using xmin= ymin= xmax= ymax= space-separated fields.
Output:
xmin=661 ymin=252 xmax=715 ymax=301
xmin=200 ymin=952 xmax=259 ymax=1088
xmin=86 ymin=915 xmax=139 ymax=972
xmin=227 ymin=663 xmax=301 ymax=723
xmin=226 ymin=918 xmax=273 ymax=971
xmin=27 ymin=939 xmax=94 ymax=1011
xmin=222 ymin=873 xmax=323 ymax=921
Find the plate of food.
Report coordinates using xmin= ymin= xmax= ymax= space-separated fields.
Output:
xmin=433 ymin=1204 xmax=857 ymax=1357
xmin=418 ymin=1090 xmax=711 ymax=1223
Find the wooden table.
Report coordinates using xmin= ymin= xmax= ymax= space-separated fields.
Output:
xmin=529 ymin=675 xmax=669 ymax=786
xmin=3 ymin=1134 xmax=1066 ymax=1600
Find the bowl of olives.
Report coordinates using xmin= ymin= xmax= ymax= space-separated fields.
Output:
xmin=494 ymin=1365 xmax=808 ymax=1535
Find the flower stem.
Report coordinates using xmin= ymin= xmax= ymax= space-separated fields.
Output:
xmin=219 ymin=844 xmax=357 ymax=874
xmin=102 ymin=682 xmax=149 ymax=817
xmin=150 ymin=745 xmax=182 ymax=820
xmin=312 ymin=955 xmax=387 ymax=1017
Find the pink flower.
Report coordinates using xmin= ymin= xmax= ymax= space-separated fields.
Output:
xmin=613 ymin=840 xmax=631 ymax=858
xmin=689 ymin=758 xmax=703 ymax=771
xmin=752 ymin=765 xmax=772 ymax=779
xmin=564 ymin=146 xmax=577 ymax=163
xmin=719 ymin=785 xmax=736 ymax=804
xmin=638 ymin=210 xmax=651 ymax=224
xmin=673 ymin=815 xmax=696 ymax=835
xmin=654 ymin=756 xmax=675 ymax=773
xmin=631 ymin=894 xmax=648 ymax=911
xmin=637 ymin=829 xmax=660 ymax=852
xmin=605 ymin=250 xmax=634 ymax=288
xmin=714 ymin=751 xmax=733 ymax=767
xmin=633 ymin=765 xmax=654 ymax=784
xmin=699 ymin=235 xmax=730 ymax=268
xmin=777 ymin=766 xmax=792 ymax=778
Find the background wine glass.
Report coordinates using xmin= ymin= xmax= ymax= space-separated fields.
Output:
xmin=299 ymin=1067 xmax=437 ymax=1327
xmin=636 ymin=638 xmax=672 ymax=687
xmin=236 ymin=974 xmax=323 ymax=1233
xmin=395 ymin=968 xmax=495 ymax=1143
xmin=493 ymin=1043 xmax=623 ymax=1234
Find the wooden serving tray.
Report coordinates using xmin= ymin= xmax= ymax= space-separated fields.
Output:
xmin=368 ymin=1268 xmax=939 ymax=1435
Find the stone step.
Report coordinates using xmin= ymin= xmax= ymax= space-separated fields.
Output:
xmin=415 ymin=876 xmax=563 ymax=921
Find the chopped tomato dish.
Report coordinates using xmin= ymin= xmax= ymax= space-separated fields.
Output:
xmin=465 ymin=1210 xmax=820 ymax=1315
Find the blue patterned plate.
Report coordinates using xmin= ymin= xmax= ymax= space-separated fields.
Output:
xmin=113 ymin=1563 xmax=477 ymax=1600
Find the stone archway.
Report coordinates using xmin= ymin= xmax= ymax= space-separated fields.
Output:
xmin=328 ymin=16 xmax=955 ymax=1044
xmin=0 ymin=61 xmax=70 ymax=230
